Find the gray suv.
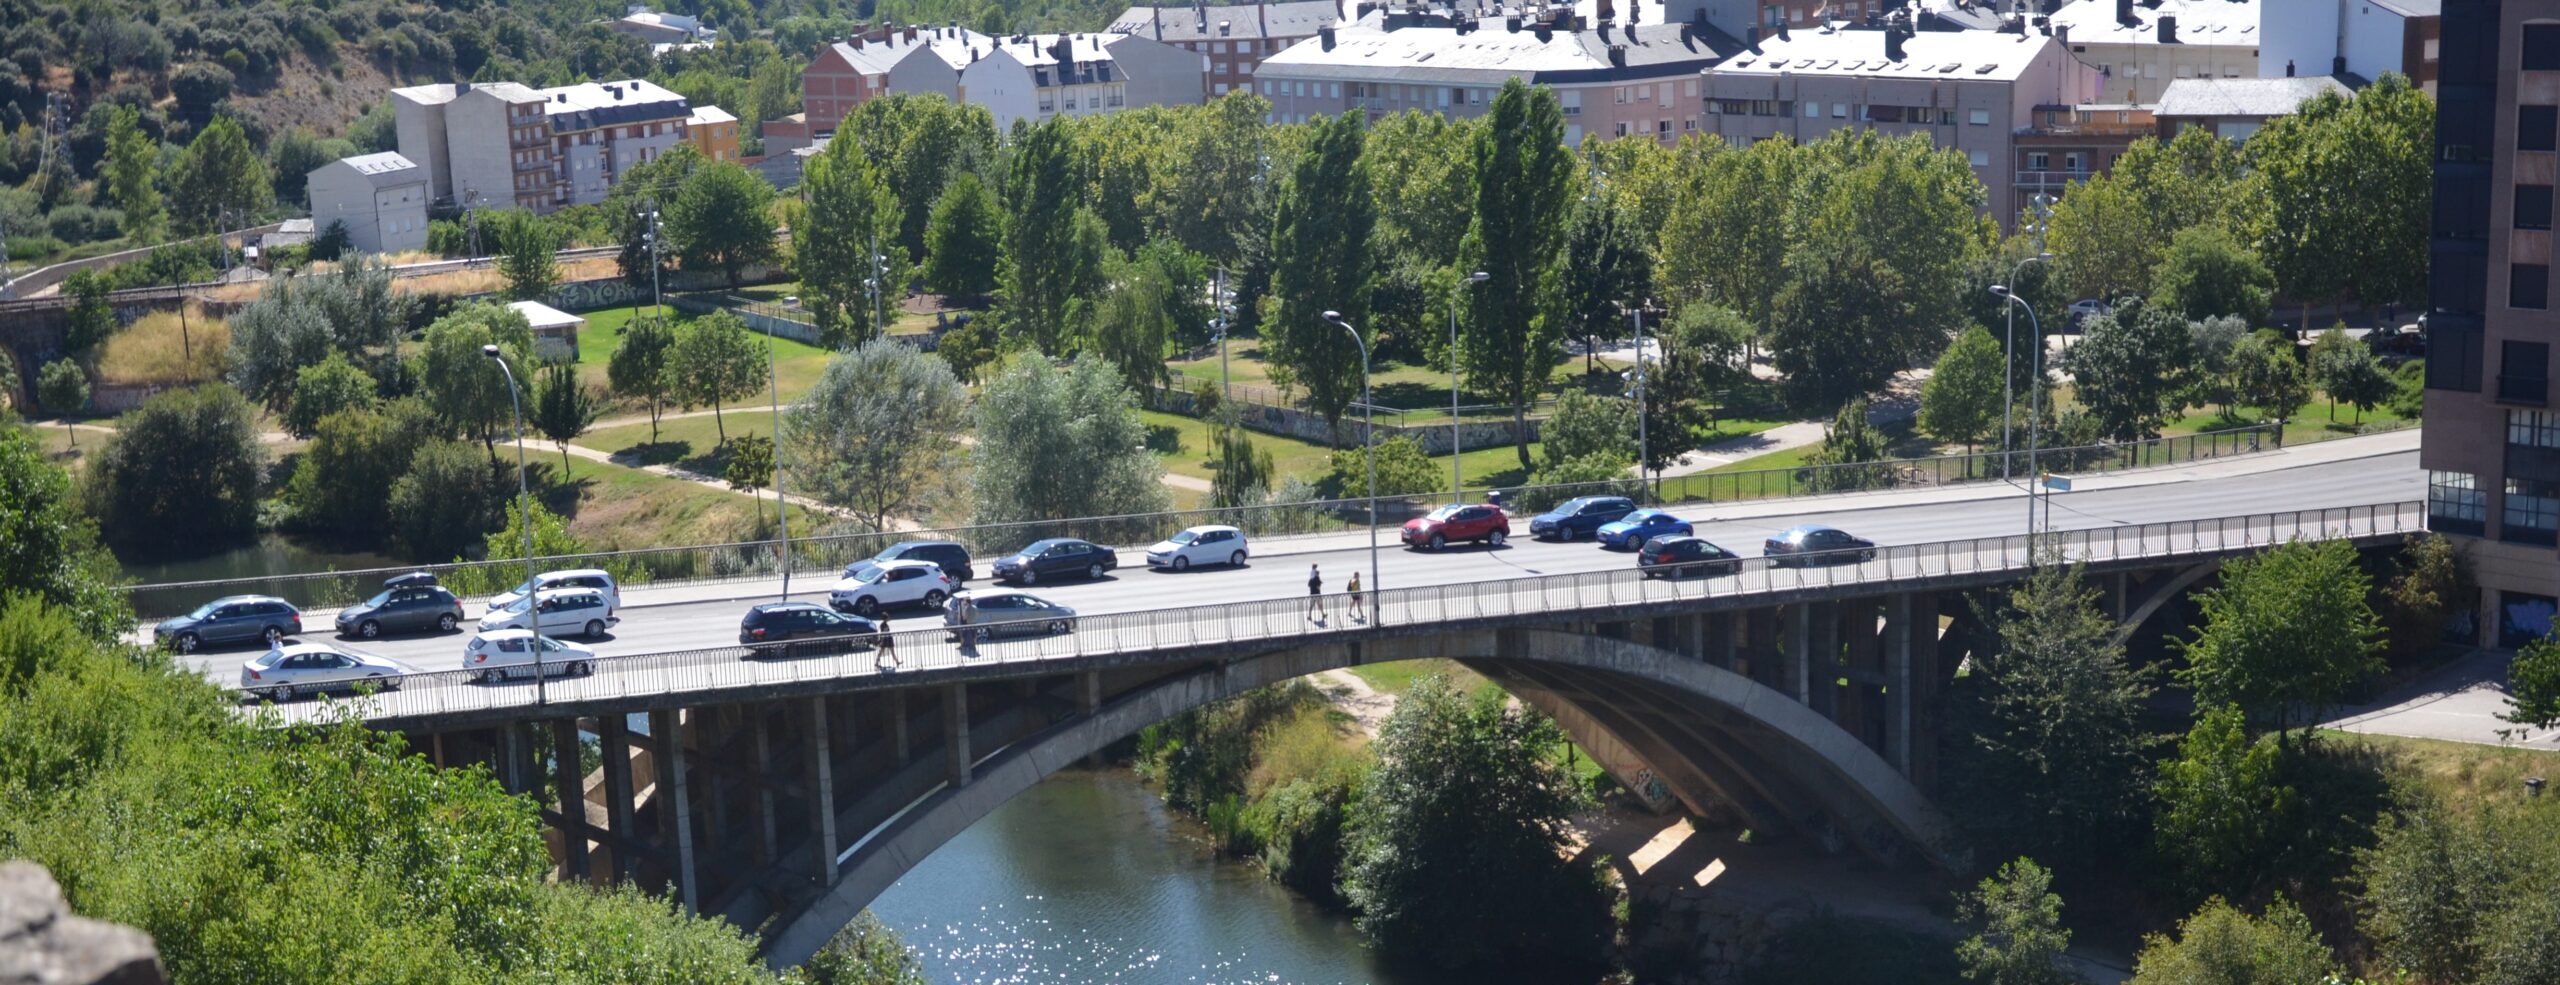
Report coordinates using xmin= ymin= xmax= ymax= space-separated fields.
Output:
xmin=155 ymin=595 xmax=305 ymax=653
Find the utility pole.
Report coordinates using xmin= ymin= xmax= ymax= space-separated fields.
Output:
xmin=1633 ymin=300 xmax=1649 ymax=498
xmin=1214 ymin=268 xmax=1231 ymax=404
xmin=768 ymin=322 xmax=793 ymax=598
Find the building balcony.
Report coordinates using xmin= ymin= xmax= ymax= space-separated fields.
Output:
xmin=2016 ymin=169 xmax=2093 ymax=188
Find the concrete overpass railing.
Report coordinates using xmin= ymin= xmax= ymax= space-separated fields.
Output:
xmin=256 ymin=500 xmax=2424 ymax=729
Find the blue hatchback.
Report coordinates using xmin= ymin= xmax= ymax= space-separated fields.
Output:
xmin=1596 ymin=509 xmax=1692 ymax=550
xmin=1527 ymin=496 xmax=1636 ymax=540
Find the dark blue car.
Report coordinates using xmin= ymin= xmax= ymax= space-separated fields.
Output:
xmin=1596 ymin=509 xmax=1692 ymax=550
xmin=1527 ymin=496 xmax=1636 ymax=541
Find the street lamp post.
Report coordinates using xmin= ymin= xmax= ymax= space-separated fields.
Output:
xmin=1214 ymin=268 xmax=1233 ymax=404
xmin=1632 ymin=299 xmax=1651 ymax=499
xmin=1452 ymin=270 xmax=1489 ymax=497
xmin=1991 ymin=286 xmax=2047 ymax=543
xmin=2001 ymin=252 xmax=2053 ymax=479
xmin=637 ymin=205 xmax=665 ymax=319
xmin=1322 ymin=310 xmax=1379 ymax=615
xmin=482 ymin=345 xmax=547 ymax=705
xmin=768 ymin=326 xmax=794 ymax=599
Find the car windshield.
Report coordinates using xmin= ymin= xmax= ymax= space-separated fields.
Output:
xmin=1426 ymin=506 xmax=1463 ymax=521
xmin=1169 ymin=530 xmax=1198 ymax=545
xmin=188 ymin=601 xmax=221 ymax=619
xmin=361 ymin=590 xmax=393 ymax=608
xmin=497 ymin=596 xmax=531 ymax=614
xmin=869 ymin=546 xmax=910 ymax=563
xmin=853 ymin=567 xmax=890 ymax=585
xmin=504 ymin=579 xmax=535 ymax=597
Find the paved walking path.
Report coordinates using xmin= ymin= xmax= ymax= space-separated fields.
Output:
xmin=2324 ymin=647 xmax=2560 ymax=750
xmin=1658 ymin=370 xmax=1927 ymax=477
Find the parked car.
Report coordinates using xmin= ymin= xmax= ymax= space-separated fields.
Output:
xmin=156 ymin=595 xmax=303 ymax=653
xmin=238 ymin=642 xmax=416 ymax=700
xmin=2367 ymin=327 xmax=2427 ymax=359
xmin=477 ymin=587 xmax=618 ymax=638
xmin=1401 ymin=503 xmax=1510 ymax=551
xmin=943 ymin=590 xmax=1079 ymax=640
xmin=462 ymin=629 xmax=597 ymax=682
xmin=2066 ymin=298 xmax=2111 ymax=329
xmin=828 ymin=559 xmax=955 ymax=616
xmin=1761 ymin=525 xmax=1878 ymax=567
xmin=739 ymin=601 xmax=878 ymax=657
xmin=335 ymin=581 xmax=466 ymax=639
xmin=1528 ymin=496 xmax=1637 ymax=541
xmin=1637 ymin=536 xmax=1742 ymax=578
xmin=1145 ymin=525 xmax=1250 ymax=571
xmin=991 ymin=538 xmax=1118 ymax=586
xmin=487 ymin=568 xmax=622 ymax=615
xmin=1596 ymin=509 xmax=1693 ymax=551
xmin=842 ymin=540 xmax=975 ymax=584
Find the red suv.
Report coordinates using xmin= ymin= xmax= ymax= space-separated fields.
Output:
xmin=1401 ymin=503 xmax=1510 ymax=550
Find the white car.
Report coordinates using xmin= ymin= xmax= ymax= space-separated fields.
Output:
xmin=478 ymin=587 xmax=618 ymax=639
xmin=2067 ymin=298 xmax=2111 ymax=328
xmin=239 ymin=642 xmax=415 ymax=700
xmin=828 ymin=559 xmax=956 ymax=617
xmin=463 ymin=629 xmax=598 ymax=682
xmin=1145 ymin=525 xmax=1249 ymax=571
xmin=487 ymin=568 xmax=622 ymax=615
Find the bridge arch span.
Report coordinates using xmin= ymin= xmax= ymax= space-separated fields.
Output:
xmin=759 ymin=626 xmax=1958 ymax=968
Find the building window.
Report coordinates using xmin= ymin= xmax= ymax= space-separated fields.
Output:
xmin=2518 ymin=264 xmax=2553 ymax=311
xmin=1832 ymin=102 xmax=1848 ymax=118
xmin=2512 ymin=409 xmax=2560 ymax=449
xmin=1968 ymin=108 xmax=1991 ymax=125
xmin=2064 ymin=151 xmax=2086 ymax=172
xmin=2503 ymin=340 xmax=2551 ymax=404
xmin=1616 ymin=122 xmax=1630 ymax=137
xmin=2522 ymin=105 xmax=2558 ymax=152
xmin=2027 ymin=151 xmax=2050 ymax=171
xmin=2507 ymin=480 xmax=2560 ymax=545
xmin=2528 ymin=24 xmax=2560 ymax=70
xmin=1804 ymin=101 xmax=1820 ymax=118
xmin=1968 ymin=150 xmax=1989 ymax=167
xmin=2429 ymin=471 xmax=2486 ymax=536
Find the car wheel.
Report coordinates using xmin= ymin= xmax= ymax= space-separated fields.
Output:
xmin=1229 ymin=551 xmax=1246 ymax=567
xmin=358 ymin=620 xmax=381 ymax=639
xmin=478 ymin=669 xmax=504 ymax=684
xmin=1021 ymin=568 xmax=1037 ymax=586
xmin=1047 ymin=619 xmax=1071 ymax=635
xmin=175 ymin=632 xmax=200 ymax=654
xmin=436 ymin=613 xmax=458 ymax=632
xmin=922 ymin=589 xmax=947 ymax=608
xmin=583 ymin=620 xmax=605 ymax=639
xmin=1627 ymin=535 xmax=1645 ymax=552
xmin=579 ymin=661 xmax=596 ymax=676
xmin=1086 ymin=562 xmax=1104 ymax=580
xmin=1172 ymin=555 xmax=1190 ymax=572
xmin=1862 ymin=549 xmax=1877 ymax=562
xmin=1488 ymin=529 xmax=1507 ymax=547
xmin=855 ymin=596 xmax=881 ymax=618
xmin=1429 ymin=533 xmax=1446 ymax=551
xmin=263 ymin=626 xmax=285 ymax=644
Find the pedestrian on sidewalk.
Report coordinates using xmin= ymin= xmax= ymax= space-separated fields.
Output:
xmin=1346 ymin=571 xmax=1365 ymax=623
xmin=874 ymin=616 xmax=899 ymax=670
xmin=1306 ymin=564 xmax=1327 ymax=623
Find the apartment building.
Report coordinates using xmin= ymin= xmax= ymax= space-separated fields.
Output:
xmin=2261 ymin=0 xmax=2441 ymax=93
xmin=391 ymin=79 xmax=699 ymax=214
xmin=961 ymin=32 xmax=1205 ymax=129
xmin=686 ymin=105 xmax=741 ymax=162
xmin=2046 ymin=0 xmax=2262 ymax=103
xmin=1254 ymin=0 xmax=1750 ymax=144
xmin=2012 ymin=101 xmax=2154 ymax=200
xmin=1696 ymin=21 xmax=2104 ymax=225
xmin=2419 ymin=0 xmax=2560 ymax=646
xmin=800 ymin=26 xmax=983 ymax=136
xmin=2152 ymin=73 xmax=2353 ymax=140
xmin=304 ymin=152 xmax=431 ymax=255
xmin=1106 ymin=0 xmax=1344 ymax=98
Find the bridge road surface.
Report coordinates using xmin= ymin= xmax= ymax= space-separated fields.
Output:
xmin=166 ymin=441 xmax=2423 ymax=686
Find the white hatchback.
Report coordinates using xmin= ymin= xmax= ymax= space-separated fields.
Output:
xmin=1145 ymin=525 xmax=1249 ymax=571
xmin=478 ymin=587 xmax=618 ymax=638
xmin=238 ymin=642 xmax=415 ymax=700
xmin=828 ymin=559 xmax=956 ymax=617
xmin=487 ymin=568 xmax=623 ymax=615
xmin=462 ymin=629 xmax=598 ymax=682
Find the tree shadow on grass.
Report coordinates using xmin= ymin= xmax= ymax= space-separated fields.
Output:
xmin=612 ymin=441 xmax=693 ymax=467
xmin=525 ymin=460 xmax=597 ymax=520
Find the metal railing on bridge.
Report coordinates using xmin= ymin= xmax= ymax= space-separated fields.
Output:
xmin=122 ymin=425 xmax=2310 ymax=621
xmin=246 ymin=501 xmax=2425 ymax=723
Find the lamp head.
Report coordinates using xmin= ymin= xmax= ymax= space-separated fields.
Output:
xmin=1468 ymin=271 xmax=1490 ymax=283
xmin=1321 ymin=310 xmax=1344 ymax=323
xmin=1987 ymin=285 xmax=2013 ymax=299
xmin=481 ymin=344 xmax=502 ymax=358
xmin=2036 ymin=252 xmax=2055 ymax=262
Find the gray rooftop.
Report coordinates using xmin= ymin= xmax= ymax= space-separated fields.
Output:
xmin=1715 ymin=24 xmax=2058 ymax=80
xmin=2153 ymin=74 xmax=2354 ymax=117
xmin=1106 ymin=1 xmax=1343 ymax=41
xmin=1257 ymin=0 xmax=1742 ymax=84
xmin=312 ymin=152 xmax=426 ymax=188
xmin=2046 ymin=0 xmax=2261 ymax=46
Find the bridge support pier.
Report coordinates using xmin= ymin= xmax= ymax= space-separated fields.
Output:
xmin=551 ymin=719 xmax=591 ymax=881
xmin=942 ymin=685 xmax=970 ymax=788
xmin=802 ymin=698 xmax=840 ymax=886
xmin=600 ymin=714 xmax=638 ymax=881
xmin=1786 ymin=604 xmax=1812 ymax=703
xmin=650 ymin=709 xmax=699 ymax=913
xmin=1885 ymin=594 xmax=1914 ymax=774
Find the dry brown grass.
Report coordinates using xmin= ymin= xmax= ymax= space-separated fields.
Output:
xmin=97 ymin=304 xmax=229 ymax=385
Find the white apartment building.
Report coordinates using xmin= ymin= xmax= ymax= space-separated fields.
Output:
xmin=960 ymin=33 xmax=1206 ymax=129
xmin=1107 ymin=0 xmax=1344 ymax=98
xmin=2045 ymin=0 xmax=2263 ymax=103
xmin=1255 ymin=0 xmax=1753 ymax=145
xmin=391 ymin=79 xmax=698 ymax=214
xmin=304 ymin=152 xmax=431 ymax=255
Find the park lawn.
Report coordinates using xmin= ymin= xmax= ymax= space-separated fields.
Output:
xmin=726 ymin=284 xmax=949 ymax=335
xmin=1168 ymin=346 xmax=1633 ymax=421
xmin=534 ymin=449 xmax=826 ymax=553
xmin=1344 ymin=658 xmax=1493 ymax=696
xmin=1137 ymin=409 xmax=1335 ymax=484
xmin=572 ymin=305 xmax=839 ymax=409
xmin=2156 ymin=399 xmax=2413 ymax=445
xmin=2313 ymin=731 xmax=2560 ymax=813
xmin=581 ymin=408 xmax=782 ymax=477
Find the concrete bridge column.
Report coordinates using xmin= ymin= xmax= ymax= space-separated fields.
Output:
xmin=1706 ymin=611 xmax=1737 ymax=671
xmin=599 ymin=715 xmax=638 ymax=881
xmin=1745 ymin=607 xmax=1778 ymax=685
xmin=551 ymin=719 xmax=592 ymax=882
xmin=1786 ymin=603 xmax=1812 ymax=704
xmin=802 ymin=698 xmax=839 ymax=887
xmin=649 ymin=709 xmax=699 ymax=913
xmin=943 ymin=685 xmax=971 ymax=788
xmin=1885 ymin=594 xmax=1914 ymax=775
xmin=889 ymin=694 xmax=910 ymax=767
xmin=1810 ymin=601 xmax=1840 ymax=719
xmin=749 ymin=706 xmax=778 ymax=866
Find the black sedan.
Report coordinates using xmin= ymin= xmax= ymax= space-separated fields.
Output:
xmin=990 ymin=538 xmax=1118 ymax=586
xmin=1637 ymin=536 xmax=1743 ymax=578
xmin=1761 ymin=525 xmax=1877 ymax=567
xmin=739 ymin=601 xmax=879 ymax=658
xmin=335 ymin=583 xmax=466 ymax=639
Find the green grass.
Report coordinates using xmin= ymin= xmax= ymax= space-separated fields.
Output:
xmin=581 ymin=409 xmax=782 ymax=476
xmin=1137 ymin=409 xmax=1336 ymax=484
xmin=1168 ymin=346 xmax=1633 ymax=421
xmin=573 ymin=304 xmax=840 ymax=412
xmin=2313 ymin=731 xmax=2560 ymax=813
xmin=1344 ymin=658 xmax=1492 ymax=696
xmin=723 ymin=283 xmax=949 ymax=335
xmin=517 ymin=446 xmax=827 ymax=553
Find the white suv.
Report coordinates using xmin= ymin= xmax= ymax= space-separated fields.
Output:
xmin=477 ymin=587 xmax=618 ymax=638
xmin=1145 ymin=525 xmax=1249 ymax=571
xmin=462 ymin=629 xmax=597 ymax=681
xmin=487 ymin=568 xmax=622 ymax=615
xmin=829 ymin=559 xmax=955 ymax=616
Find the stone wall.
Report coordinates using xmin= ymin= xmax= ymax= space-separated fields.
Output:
xmin=1148 ymin=384 xmax=1542 ymax=454
xmin=0 ymin=861 xmax=166 ymax=985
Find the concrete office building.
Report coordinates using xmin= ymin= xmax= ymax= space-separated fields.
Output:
xmin=2046 ymin=0 xmax=2263 ymax=103
xmin=1107 ymin=0 xmax=1344 ymax=98
xmin=304 ymin=152 xmax=431 ymax=255
xmin=1696 ymin=21 xmax=2103 ymax=225
xmin=392 ymin=79 xmax=697 ymax=214
xmin=1255 ymin=0 xmax=1750 ymax=144
xmin=2419 ymin=0 xmax=2560 ymax=646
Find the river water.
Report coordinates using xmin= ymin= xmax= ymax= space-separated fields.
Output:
xmin=869 ymin=769 xmax=1417 ymax=985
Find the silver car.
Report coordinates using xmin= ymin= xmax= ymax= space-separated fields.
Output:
xmin=942 ymin=590 xmax=1078 ymax=641
xmin=238 ymin=642 xmax=415 ymax=701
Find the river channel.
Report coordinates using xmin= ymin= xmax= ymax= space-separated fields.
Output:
xmin=869 ymin=768 xmax=1419 ymax=985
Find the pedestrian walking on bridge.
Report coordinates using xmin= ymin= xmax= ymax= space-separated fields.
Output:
xmin=1306 ymin=564 xmax=1327 ymax=623
xmin=1346 ymin=571 xmax=1364 ymax=623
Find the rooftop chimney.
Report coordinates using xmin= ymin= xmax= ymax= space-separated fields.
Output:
xmin=2332 ymin=54 xmax=2347 ymax=74
xmin=1535 ymin=20 xmax=1552 ymax=39
xmin=1320 ymin=23 xmax=1338 ymax=47
xmin=2054 ymin=23 xmax=2067 ymax=45
xmin=1885 ymin=23 xmax=1908 ymax=58
xmin=2284 ymin=57 xmax=2296 ymax=76
xmin=2155 ymin=13 xmax=2174 ymax=41
xmin=1597 ymin=0 xmax=1614 ymax=21
xmin=2114 ymin=0 xmax=2133 ymax=24
xmin=1507 ymin=13 xmax=1523 ymax=29
xmin=1607 ymin=42 xmax=1627 ymax=65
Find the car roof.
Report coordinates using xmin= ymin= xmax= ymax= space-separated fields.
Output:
xmin=1022 ymin=538 xmax=1083 ymax=550
xmin=749 ymin=601 xmax=830 ymax=614
xmin=959 ymin=589 xmax=1032 ymax=601
xmin=533 ymin=586 xmax=607 ymax=601
xmin=211 ymin=594 xmax=283 ymax=605
xmin=1652 ymin=534 xmax=1701 ymax=545
xmin=875 ymin=558 xmax=944 ymax=570
xmin=538 ymin=568 xmax=612 ymax=579
xmin=1180 ymin=524 xmax=1239 ymax=534
xmin=886 ymin=540 xmax=962 ymax=550
xmin=1780 ymin=524 xmax=1843 ymax=536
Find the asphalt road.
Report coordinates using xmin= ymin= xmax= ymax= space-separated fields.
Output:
xmin=176 ymin=449 xmax=2422 ymax=686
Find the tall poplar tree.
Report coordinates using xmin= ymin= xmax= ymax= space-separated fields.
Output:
xmin=1458 ymin=80 xmax=1574 ymax=470
xmin=167 ymin=116 xmax=268 ymax=234
xmin=797 ymin=132 xmax=902 ymax=347
xmin=103 ymin=106 xmax=164 ymax=244
xmin=1000 ymin=121 xmax=1108 ymax=354
xmin=1265 ymin=110 xmax=1377 ymax=435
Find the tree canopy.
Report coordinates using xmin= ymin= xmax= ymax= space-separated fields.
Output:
xmin=785 ymin=339 xmax=969 ymax=531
